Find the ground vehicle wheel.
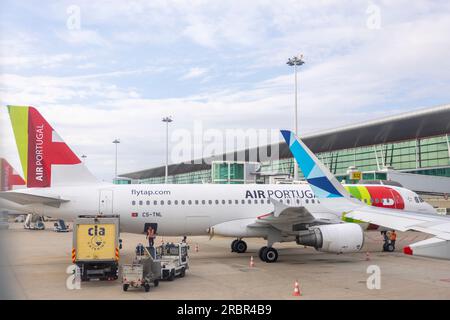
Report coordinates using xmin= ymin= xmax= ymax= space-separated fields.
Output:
xmin=123 ymin=284 xmax=129 ymax=292
xmin=235 ymin=240 xmax=247 ymax=253
xmin=386 ymin=244 xmax=395 ymax=252
xmin=154 ymin=279 xmax=159 ymax=287
xmin=231 ymin=239 xmax=239 ymax=252
xmin=262 ymin=247 xmax=278 ymax=263
xmin=259 ymin=246 xmax=268 ymax=261
xmin=168 ymin=270 xmax=175 ymax=281
xmin=144 ymin=284 xmax=150 ymax=292
xmin=180 ymin=267 xmax=186 ymax=278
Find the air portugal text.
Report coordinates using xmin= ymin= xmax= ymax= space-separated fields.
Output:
xmin=245 ymin=189 xmax=314 ymax=199
xmin=34 ymin=124 xmax=45 ymax=182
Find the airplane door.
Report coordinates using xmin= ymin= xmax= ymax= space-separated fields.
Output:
xmin=99 ymin=190 xmax=113 ymax=215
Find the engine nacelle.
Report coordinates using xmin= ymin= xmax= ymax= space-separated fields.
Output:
xmin=296 ymin=223 xmax=364 ymax=253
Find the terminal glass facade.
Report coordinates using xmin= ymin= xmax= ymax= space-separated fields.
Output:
xmin=125 ymin=134 xmax=450 ymax=184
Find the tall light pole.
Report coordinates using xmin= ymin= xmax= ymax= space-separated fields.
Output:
xmin=162 ymin=116 xmax=173 ymax=184
xmin=287 ymin=54 xmax=305 ymax=181
xmin=112 ymin=139 xmax=120 ymax=181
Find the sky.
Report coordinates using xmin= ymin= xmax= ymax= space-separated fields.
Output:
xmin=1 ymin=0 xmax=450 ymax=182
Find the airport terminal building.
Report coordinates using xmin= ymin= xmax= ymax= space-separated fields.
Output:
xmin=120 ymin=104 xmax=450 ymax=197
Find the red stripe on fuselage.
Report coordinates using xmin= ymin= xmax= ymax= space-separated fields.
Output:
xmin=366 ymin=186 xmax=404 ymax=210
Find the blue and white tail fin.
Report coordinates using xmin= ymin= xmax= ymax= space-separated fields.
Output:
xmin=281 ymin=130 xmax=355 ymax=203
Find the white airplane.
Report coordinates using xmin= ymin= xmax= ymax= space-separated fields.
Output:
xmin=281 ymin=130 xmax=450 ymax=260
xmin=0 ymin=106 xmax=440 ymax=262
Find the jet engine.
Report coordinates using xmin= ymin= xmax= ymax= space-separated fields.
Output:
xmin=296 ymin=223 xmax=364 ymax=253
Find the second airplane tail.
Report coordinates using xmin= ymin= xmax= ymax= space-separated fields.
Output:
xmin=7 ymin=106 xmax=98 ymax=188
xmin=281 ymin=130 xmax=361 ymax=209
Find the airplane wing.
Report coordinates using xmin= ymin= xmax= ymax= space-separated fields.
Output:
xmin=345 ymin=207 xmax=450 ymax=240
xmin=0 ymin=191 xmax=69 ymax=208
xmin=247 ymin=198 xmax=334 ymax=231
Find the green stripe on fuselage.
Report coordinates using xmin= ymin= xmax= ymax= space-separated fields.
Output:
xmin=342 ymin=185 xmax=371 ymax=225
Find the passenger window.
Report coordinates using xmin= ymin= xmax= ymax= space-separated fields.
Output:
xmin=146 ymin=200 xmax=150 ymax=205
xmin=305 ymin=199 xmax=309 ymax=204
xmin=139 ymin=200 xmax=143 ymax=206
xmin=235 ymin=200 xmax=238 ymax=204
xmin=175 ymin=200 xmax=179 ymax=205
xmin=311 ymin=199 xmax=315 ymax=204
xmin=132 ymin=200 xmax=136 ymax=206
xmin=222 ymin=200 xmax=226 ymax=205
xmin=296 ymin=199 xmax=300 ymax=204
xmin=202 ymin=200 xmax=206 ymax=205
xmin=188 ymin=200 xmax=192 ymax=205
xmin=181 ymin=200 xmax=185 ymax=205
xmin=242 ymin=199 xmax=245 ymax=204
xmin=160 ymin=200 xmax=164 ymax=205
xmin=286 ymin=199 xmax=290 ymax=204
xmin=208 ymin=200 xmax=212 ymax=205
xmin=248 ymin=199 xmax=252 ymax=204
xmin=154 ymin=200 xmax=158 ymax=205
xmin=267 ymin=199 xmax=271 ymax=204
xmin=167 ymin=200 xmax=171 ymax=205
xmin=254 ymin=199 xmax=258 ymax=204
xmin=195 ymin=200 xmax=199 ymax=205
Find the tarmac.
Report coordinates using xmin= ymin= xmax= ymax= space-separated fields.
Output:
xmin=1 ymin=221 xmax=450 ymax=300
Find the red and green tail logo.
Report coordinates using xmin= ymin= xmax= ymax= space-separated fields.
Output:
xmin=0 ymin=158 xmax=26 ymax=191
xmin=8 ymin=106 xmax=81 ymax=188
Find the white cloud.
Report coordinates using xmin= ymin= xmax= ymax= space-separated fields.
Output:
xmin=1 ymin=0 xmax=450 ymax=181
xmin=181 ymin=67 xmax=208 ymax=80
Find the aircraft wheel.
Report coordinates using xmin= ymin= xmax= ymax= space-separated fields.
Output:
xmin=262 ymin=247 xmax=278 ymax=263
xmin=259 ymin=246 xmax=268 ymax=261
xmin=123 ymin=284 xmax=129 ymax=292
xmin=231 ymin=239 xmax=239 ymax=252
xmin=235 ymin=240 xmax=247 ymax=253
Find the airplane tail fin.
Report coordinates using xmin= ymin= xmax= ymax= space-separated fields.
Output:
xmin=7 ymin=106 xmax=98 ymax=188
xmin=281 ymin=130 xmax=358 ymax=206
xmin=0 ymin=158 xmax=26 ymax=191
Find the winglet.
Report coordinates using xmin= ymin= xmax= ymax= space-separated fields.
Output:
xmin=281 ymin=130 xmax=349 ymax=199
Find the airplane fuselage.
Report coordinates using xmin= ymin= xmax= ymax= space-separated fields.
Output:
xmin=6 ymin=183 xmax=435 ymax=236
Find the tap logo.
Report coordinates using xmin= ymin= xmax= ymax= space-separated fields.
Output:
xmin=88 ymin=225 xmax=106 ymax=250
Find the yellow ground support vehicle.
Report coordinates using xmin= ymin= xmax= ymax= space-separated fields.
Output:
xmin=72 ymin=215 xmax=121 ymax=281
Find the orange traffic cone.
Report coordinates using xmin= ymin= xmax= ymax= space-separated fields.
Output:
xmin=365 ymin=252 xmax=370 ymax=261
xmin=195 ymin=244 xmax=199 ymax=252
xmin=250 ymin=256 xmax=255 ymax=267
xmin=293 ymin=280 xmax=301 ymax=296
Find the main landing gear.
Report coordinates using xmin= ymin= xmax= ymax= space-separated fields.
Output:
xmin=231 ymin=239 xmax=247 ymax=253
xmin=258 ymin=246 xmax=278 ymax=263
xmin=230 ymin=239 xmax=279 ymax=263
